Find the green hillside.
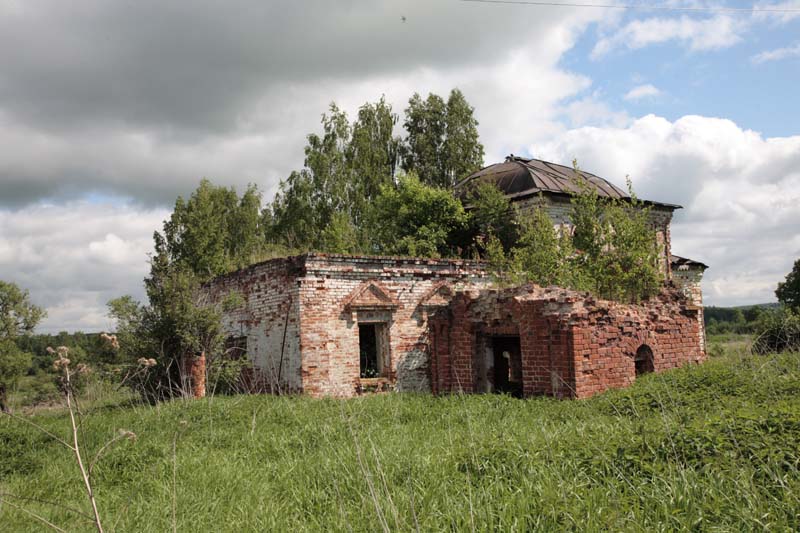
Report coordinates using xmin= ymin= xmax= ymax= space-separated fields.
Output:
xmin=2 ymin=349 xmax=799 ymax=531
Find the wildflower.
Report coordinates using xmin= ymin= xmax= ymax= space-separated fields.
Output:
xmin=53 ymin=357 xmax=71 ymax=370
xmin=137 ymin=357 xmax=157 ymax=368
xmin=46 ymin=346 xmax=55 ymax=354
xmin=76 ymin=363 xmax=91 ymax=375
xmin=57 ymin=346 xmax=69 ymax=356
xmin=118 ymin=429 xmax=137 ymax=441
xmin=100 ymin=332 xmax=120 ymax=350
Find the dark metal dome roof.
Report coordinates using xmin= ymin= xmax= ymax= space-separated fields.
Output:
xmin=670 ymin=254 xmax=708 ymax=270
xmin=456 ymin=156 xmax=680 ymax=209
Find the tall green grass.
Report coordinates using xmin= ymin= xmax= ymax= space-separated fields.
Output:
xmin=2 ymin=350 xmax=799 ymax=531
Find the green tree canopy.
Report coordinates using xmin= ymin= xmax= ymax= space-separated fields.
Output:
xmin=0 ymin=281 xmax=45 ymax=340
xmin=444 ymin=89 xmax=485 ymax=186
xmin=401 ymin=89 xmax=484 ymax=188
xmin=776 ymin=259 xmax=800 ymax=311
xmin=265 ymin=97 xmax=403 ymax=253
xmin=347 ymin=96 xmax=400 ymax=219
xmin=0 ymin=281 xmax=43 ymax=412
xmin=157 ymin=179 xmax=266 ymax=279
xmin=266 ymin=169 xmax=317 ymax=249
xmin=368 ymin=174 xmax=468 ymax=258
xmin=110 ymin=180 xmax=267 ymax=401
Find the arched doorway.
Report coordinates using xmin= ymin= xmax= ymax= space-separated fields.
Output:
xmin=634 ymin=345 xmax=654 ymax=377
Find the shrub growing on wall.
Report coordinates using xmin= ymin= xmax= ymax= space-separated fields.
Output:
xmin=571 ymin=177 xmax=661 ymax=303
xmin=485 ymin=176 xmax=662 ymax=303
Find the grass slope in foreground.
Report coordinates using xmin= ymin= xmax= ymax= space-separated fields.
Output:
xmin=1 ymin=351 xmax=800 ymax=531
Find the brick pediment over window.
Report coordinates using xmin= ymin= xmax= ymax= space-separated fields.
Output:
xmin=418 ymin=282 xmax=454 ymax=309
xmin=343 ymin=281 xmax=399 ymax=311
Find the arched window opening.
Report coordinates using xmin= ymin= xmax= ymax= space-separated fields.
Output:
xmin=634 ymin=345 xmax=654 ymax=377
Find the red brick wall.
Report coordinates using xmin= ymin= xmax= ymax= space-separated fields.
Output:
xmin=570 ymin=291 xmax=704 ymax=398
xmin=208 ymin=254 xmax=488 ymax=397
xmin=432 ymin=285 xmax=705 ymax=400
xmin=207 ymin=254 xmax=703 ymax=400
xmin=298 ymin=255 xmax=488 ymax=397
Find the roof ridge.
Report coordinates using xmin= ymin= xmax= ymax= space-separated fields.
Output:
xmin=456 ymin=156 xmax=681 ymax=210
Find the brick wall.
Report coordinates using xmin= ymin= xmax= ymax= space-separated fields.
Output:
xmin=569 ymin=289 xmax=704 ymax=398
xmin=205 ymin=256 xmax=304 ymax=393
xmin=298 ymin=255 xmax=488 ymax=396
xmin=207 ymin=252 xmax=703 ymax=400
xmin=432 ymin=284 xmax=705 ymax=400
xmin=672 ymin=264 xmax=707 ymax=355
xmin=208 ymin=254 xmax=489 ymax=397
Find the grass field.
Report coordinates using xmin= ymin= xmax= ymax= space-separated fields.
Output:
xmin=2 ymin=347 xmax=799 ymax=532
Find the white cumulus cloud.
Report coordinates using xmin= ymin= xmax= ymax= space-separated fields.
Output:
xmin=624 ymin=84 xmax=662 ymax=101
xmin=592 ymin=15 xmax=745 ymax=58
xmin=534 ymin=114 xmax=800 ymax=307
xmin=751 ymin=42 xmax=800 ymax=63
xmin=0 ymin=202 xmax=169 ymax=333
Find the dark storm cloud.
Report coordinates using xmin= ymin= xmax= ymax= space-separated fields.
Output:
xmin=0 ymin=1 xmax=579 ymax=135
xmin=0 ymin=0 xmax=597 ymax=208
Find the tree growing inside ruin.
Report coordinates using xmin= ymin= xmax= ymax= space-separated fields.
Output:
xmin=459 ymin=182 xmax=521 ymax=258
xmin=484 ymin=176 xmax=661 ymax=303
xmin=264 ymin=89 xmax=485 ymax=252
xmin=401 ymin=89 xmax=484 ymax=188
xmin=570 ymin=176 xmax=661 ymax=303
xmin=0 ymin=281 xmax=43 ymax=412
xmin=368 ymin=173 xmax=468 ymax=258
xmin=486 ymin=205 xmax=576 ymax=288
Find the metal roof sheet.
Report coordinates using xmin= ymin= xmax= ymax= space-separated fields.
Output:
xmin=456 ymin=156 xmax=681 ymax=209
xmin=670 ymin=254 xmax=709 ymax=270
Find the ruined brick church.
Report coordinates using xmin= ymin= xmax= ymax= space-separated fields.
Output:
xmin=206 ymin=157 xmax=707 ymax=399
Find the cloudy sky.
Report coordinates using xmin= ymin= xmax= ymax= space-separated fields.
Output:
xmin=1 ymin=0 xmax=799 ymax=333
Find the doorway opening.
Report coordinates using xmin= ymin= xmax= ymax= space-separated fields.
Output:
xmin=492 ymin=336 xmax=522 ymax=398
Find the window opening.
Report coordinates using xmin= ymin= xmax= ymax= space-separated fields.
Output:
xmin=359 ymin=324 xmax=379 ymax=378
xmin=224 ymin=336 xmax=247 ymax=360
xmin=634 ymin=345 xmax=654 ymax=376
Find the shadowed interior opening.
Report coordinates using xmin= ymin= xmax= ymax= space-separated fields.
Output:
xmin=359 ymin=324 xmax=379 ymax=378
xmin=635 ymin=345 xmax=654 ymax=377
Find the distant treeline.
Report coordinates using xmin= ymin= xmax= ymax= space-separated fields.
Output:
xmin=704 ymin=304 xmax=779 ymax=335
xmin=15 ymin=331 xmax=118 ymax=375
